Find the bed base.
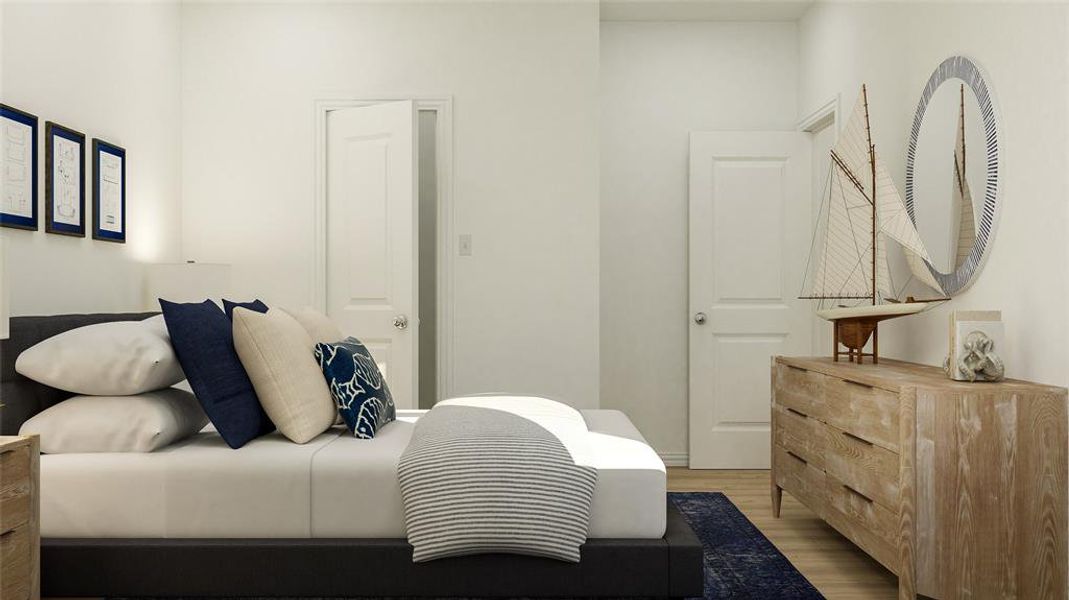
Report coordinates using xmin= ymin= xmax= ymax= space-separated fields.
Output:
xmin=42 ymin=501 xmax=703 ymax=598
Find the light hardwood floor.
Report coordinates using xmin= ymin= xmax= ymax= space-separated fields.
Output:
xmin=668 ymin=467 xmax=898 ymax=599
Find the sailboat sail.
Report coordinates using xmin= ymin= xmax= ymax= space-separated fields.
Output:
xmin=873 ymin=156 xmax=945 ymax=296
xmin=805 ymin=86 xmax=946 ymax=302
xmin=810 ymin=167 xmax=875 ymax=298
xmin=953 ymin=84 xmax=975 ymax=270
xmin=807 ymin=94 xmax=875 ymax=300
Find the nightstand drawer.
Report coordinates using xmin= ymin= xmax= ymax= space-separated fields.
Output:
xmin=775 ymin=364 xmax=826 ymax=420
xmin=773 ymin=404 xmax=825 ymax=470
xmin=0 ymin=525 xmax=30 ymax=600
xmin=0 ymin=487 xmax=30 ymax=535
xmin=824 ymin=423 xmax=899 ymax=509
xmin=774 ymin=444 xmax=825 ymax=515
xmin=0 ymin=446 xmax=29 ymax=490
xmin=0 ymin=445 xmax=30 ymax=535
xmin=824 ymin=378 xmax=899 ymax=452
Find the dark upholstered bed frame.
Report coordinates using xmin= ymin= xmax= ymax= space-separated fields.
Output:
xmin=0 ymin=313 xmax=704 ymax=598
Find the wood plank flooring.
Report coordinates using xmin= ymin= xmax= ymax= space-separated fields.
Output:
xmin=669 ymin=467 xmax=898 ymax=599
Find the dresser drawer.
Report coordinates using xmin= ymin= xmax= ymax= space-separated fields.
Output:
xmin=824 ymin=378 xmax=899 ymax=452
xmin=824 ymin=473 xmax=898 ymax=573
xmin=824 ymin=423 xmax=899 ymax=509
xmin=773 ymin=404 xmax=825 ymax=470
xmin=774 ymin=444 xmax=825 ymax=514
xmin=774 ymin=364 xmax=826 ymax=420
xmin=0 ymin=525 xmax=30 ymax=600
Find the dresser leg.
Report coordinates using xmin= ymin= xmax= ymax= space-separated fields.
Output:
xmin=771 ymin=484 xmax=782 ymax=518
xmin=897 ymin=578 xmax=916 ymax=599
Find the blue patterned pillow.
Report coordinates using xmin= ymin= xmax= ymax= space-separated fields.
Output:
xmin=314 ymin=337 xmax=396 ymax=438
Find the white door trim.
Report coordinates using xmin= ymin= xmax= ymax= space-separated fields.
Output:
xmin=798 ymin=94 xmax=840 ymax=134
xmin=314 ymin=95 xmax=456 ymax=401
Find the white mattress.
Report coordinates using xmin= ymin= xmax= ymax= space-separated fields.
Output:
xmin=40 ymin=409 xmax=666 ymax=539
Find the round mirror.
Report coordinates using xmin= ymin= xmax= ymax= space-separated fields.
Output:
xmin=905 ymin=56 xmax=1000 ymax=296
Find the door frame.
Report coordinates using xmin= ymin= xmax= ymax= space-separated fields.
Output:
xmin=313 ymin=95 xmax=456 ymax=401
xmin=798 ymin=94 xmax=839 ymax=357
xmin=797 ymin=94 xmax=840 ymax=136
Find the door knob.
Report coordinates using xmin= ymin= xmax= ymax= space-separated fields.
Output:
xmin=694 ymin=312 xmax=707 ymax=325
xmin=393 ymin=315 xmax=409 ymax=330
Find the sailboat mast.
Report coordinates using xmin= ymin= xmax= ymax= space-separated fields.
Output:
xmin=862 ymin=84 xmax=876 ymax=306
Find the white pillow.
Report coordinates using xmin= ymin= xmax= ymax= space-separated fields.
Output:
xmin=15 ymin=315 xmax=185 ymax=395
xmin=232 ymin=307 xmax=336 ymax=444
xmin=280 ymin=306 xmax=343 ymax=343
xmin=20 ymin=389 xmax=208 ymax=453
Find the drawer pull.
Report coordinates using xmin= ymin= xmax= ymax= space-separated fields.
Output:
xmin=0 ymin=527 xmax=16 ymax=538
xmin=844 ymin=379 xmax=874 ymax=390
xmin=842 ymin=484 xmax=874 ymax=504
xmin=842 ymin=430 xmax=874 ymax=446
xmin=785 ymin=407 xmax=808 ymax=419
xmin=786 ymin=450 xmax=808 ymax=465
xmin=786 ymin=365 xmax=808 ymax=373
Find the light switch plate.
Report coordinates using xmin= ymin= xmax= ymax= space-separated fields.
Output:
xmin=458 ymin=234 xmax=472 ymax=256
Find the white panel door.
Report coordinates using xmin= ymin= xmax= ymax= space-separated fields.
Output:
xmin=688 ymin=132 xmax=811 ymax=468
xmin=326 ymin=101 xmax=418 ymax=409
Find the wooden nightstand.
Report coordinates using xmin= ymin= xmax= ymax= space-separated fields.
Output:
xmin=0 ymin=435 xmax=39 ymax=600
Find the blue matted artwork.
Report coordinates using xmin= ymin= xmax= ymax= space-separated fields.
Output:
xmin=45 ymin=121 xmax=86 ymax=237
xmin=0 ymin=104 xmax=39 ymax=230
xmin=92 ymin=138 xmax=126 ymax=243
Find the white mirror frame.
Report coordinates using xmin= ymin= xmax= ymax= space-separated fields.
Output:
xmin=905 ymin=56 xmax=1001 ymax=296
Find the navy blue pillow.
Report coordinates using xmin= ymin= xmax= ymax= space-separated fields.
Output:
xmin=159 ymin=299 xmax=274 ymax=448
xmin=314 ymin=337 xmax=396 ymax=439
xmin=223 ymin=299 xmax=268 ymax=320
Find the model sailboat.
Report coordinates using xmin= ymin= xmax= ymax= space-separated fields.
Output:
xmin=801 ymin=85 xmax=949 ymax=363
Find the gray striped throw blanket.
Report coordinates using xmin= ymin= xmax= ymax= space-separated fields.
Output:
xmin=398 ymin=396 xmax=598 ymax=563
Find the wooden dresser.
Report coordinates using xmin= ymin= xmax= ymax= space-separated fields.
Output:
xmin=771 ymin=356 xmax=1067 ymax=599
xmin=0 ymin=435 xmax=38 ymax=600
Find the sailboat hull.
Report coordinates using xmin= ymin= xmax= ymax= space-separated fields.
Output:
xmin=817 ymin=302 xmax=942 ymax=364
xmin=816 ymin=301 xmax=932 ymax=322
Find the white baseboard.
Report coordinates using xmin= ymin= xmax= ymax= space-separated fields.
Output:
xmin=658 ymin=452 xmax=689 ymax=467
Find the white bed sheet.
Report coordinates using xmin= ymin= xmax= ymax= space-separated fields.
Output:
xmin=40 ymin=409 xmax=666 ymax=539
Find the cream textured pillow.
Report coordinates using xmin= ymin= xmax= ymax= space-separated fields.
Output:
xmin=19 ymin=389 xmax=208 ymax=453
xmin=15 ymin=315 xmax=185 ymax=395
xmin=232 ymin=308 xmax=336 ymax=443
xmin=280 ymin=306 xmax=344 ymax=343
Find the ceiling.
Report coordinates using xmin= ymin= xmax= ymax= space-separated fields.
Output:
xmin=599 ymin=0 xmax=815 ymax=22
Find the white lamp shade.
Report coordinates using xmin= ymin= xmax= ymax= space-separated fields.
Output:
xmin=144 ymin=263 xmax=232 ymax=310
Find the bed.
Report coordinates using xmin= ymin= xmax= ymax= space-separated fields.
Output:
xmin=0 ymin=313 xmax=704 ymax=598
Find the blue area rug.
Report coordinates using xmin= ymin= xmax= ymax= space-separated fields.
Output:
xmin=671 ymin=491 xmax=824 ymax=599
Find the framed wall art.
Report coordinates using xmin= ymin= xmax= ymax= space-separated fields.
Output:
xmin=0 ymin=104 xmax=39 ymax=230
xmin=92 ymin=139 xmax=125 ymax=243
xmin=45 ymin=121 xmax=85 ymax=237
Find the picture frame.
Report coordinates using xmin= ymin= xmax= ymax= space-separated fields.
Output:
xmin=0 ymin=104 xmax=39 ymax=231
xmin=45 ymin=121 xmax=85 ymax=237
xmin=92 ymin=139 xmax=125 ymax=243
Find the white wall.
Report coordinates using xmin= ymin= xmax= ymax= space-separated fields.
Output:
xmin=600 ymin=22 xmax=798 ymax=455
xmin=0 ymin=2 xmax=182 ymax=315
xmin=799 ymin=2 xmax=1069 ymax=387
xmin=180 ymin=2 xmax=601 ymax=407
